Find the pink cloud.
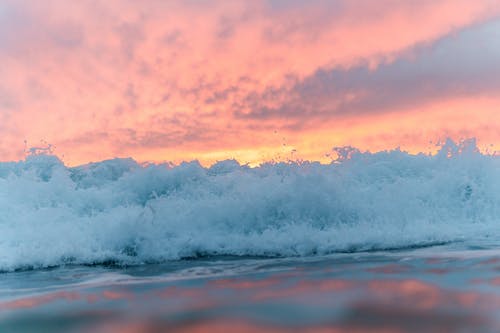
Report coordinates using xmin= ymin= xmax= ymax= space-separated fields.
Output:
xmin=0 ymin=0 xmax=499 ymax=164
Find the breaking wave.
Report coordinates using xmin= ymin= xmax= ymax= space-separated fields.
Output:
xmin=0 ymin=138 xmax=499 ymax=271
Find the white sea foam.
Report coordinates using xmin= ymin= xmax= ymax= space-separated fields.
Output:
xmin=0 ymin=138 xmax=499 ymax=271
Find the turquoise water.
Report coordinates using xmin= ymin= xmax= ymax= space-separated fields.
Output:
xmin=1 ymin=243 xmax=499 ymax=332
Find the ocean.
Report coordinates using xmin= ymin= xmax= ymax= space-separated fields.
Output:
xmin=0 ymin=138 xmax=499 ymax=332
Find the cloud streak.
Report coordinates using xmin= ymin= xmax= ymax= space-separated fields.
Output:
xmin=239 ymin=19 xmax=500 ymax=120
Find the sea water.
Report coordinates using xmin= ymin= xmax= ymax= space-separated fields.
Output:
xmin=0 ymin=138 xmax=499 ymax=332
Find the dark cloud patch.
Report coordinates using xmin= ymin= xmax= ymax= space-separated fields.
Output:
xmin=239 ymin=19 xmax=500 ymax=121
xmin=61 ymin=127 xmax=214 ymax=152
xmin=60 ymin=131 xmax=111 ymax=149
xmin=263 ymin=0 xmax=345 ymax=44
xmin=115 ymin=22 xmax=144 ymax=61
xmin=204 ymin=86 xmax=239 ymax=104
xmin=162 ymin=29 xmax=183 ymax=45
xmin=49 ymin=21 xmax=84 ymax=49
xmin=124 ymin=83 xmax=138 ymax=110
xmin=0 ymin=3 xmax=84 ymax=53
xmin=0 ymin=4 xmax=35 ymax=53
xmin=266 ymin=0 xmax=343 ymax=13
xmin=217 ymin=16 xmax=236 ymax=39
xmin=132 ymin=129 xmax=216 ymax=148
xmin=0 ymin=87 xmax=17 ymax=110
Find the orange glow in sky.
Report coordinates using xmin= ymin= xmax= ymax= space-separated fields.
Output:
xmin=1 ymin=0 xmax=500 ymax=165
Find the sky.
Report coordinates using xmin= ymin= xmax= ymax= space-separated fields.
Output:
xmin=1 ymin=0 xmax=500 ymax=166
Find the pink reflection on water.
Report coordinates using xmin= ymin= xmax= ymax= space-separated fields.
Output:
xmin=0 ymin=291 xmax=81 ymax=310
xmin=88 ymin=318 xmax=404 ymax=333
xmin=425 ymin=268 xmax=451 ymax=275
xmin=366 ymin=279 xmax=499 ymax=312
xmin=368 ymin=279 xmax=441 ymax=310
xmin=0 ymin=289 xmax=132 ymax=311
xmin=2 ymin=269 xmax=499 ymax=332
xmin=90 ymin=320 xmax=292 ymax=333
xmin=366 ymin=264 xmax=410 ymax=274
xmin=479 ymin=257 xmax=500 ymax=265
xmin=210 ymin=277 xmax=281 ymax=289
xmin=160 ymin=286 xmax=204 ymax=298
xmin=102 ymin=290 xmax=133 ymax=301
xmin=251 ymin=279 xmax=352 ymax=302
xmin=490 ymin=277 xmax=500 ymax=286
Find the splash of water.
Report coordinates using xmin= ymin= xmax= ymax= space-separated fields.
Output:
xmin=0 ymin=138 xmax=498 ymax=271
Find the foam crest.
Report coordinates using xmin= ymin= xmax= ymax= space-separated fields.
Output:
xmin=0 ymin=139 xmax=499 ymax=271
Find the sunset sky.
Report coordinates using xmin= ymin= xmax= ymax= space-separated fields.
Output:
xmin=1 ymin=0 xmax=500 ymax=166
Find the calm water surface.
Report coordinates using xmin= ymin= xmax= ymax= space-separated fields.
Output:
xmin=1 ymin=244 xmax=500 ymax=333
